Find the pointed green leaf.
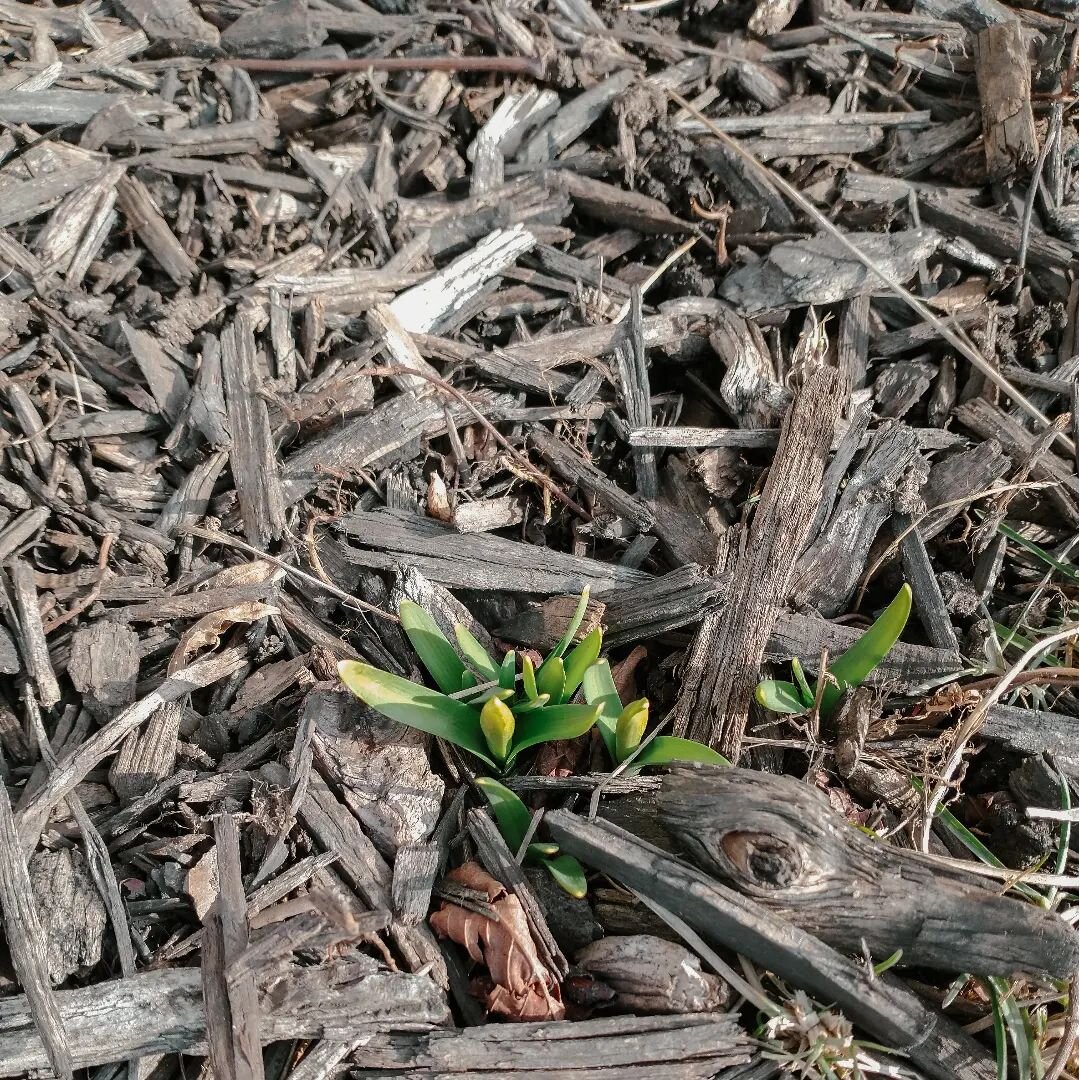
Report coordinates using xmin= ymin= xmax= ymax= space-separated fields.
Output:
xmin=754 ymin=680 xmax=808 ymax=715
xmin=338 ymin=661 xmax=494 ymax=767
xmin=582 ymin=659 xmax=622 ymax=760
xmin=474 ymin=777 xmax=532 ymax=853
xmin=499 ymin=650 xmax=517 ymax=691
xmin=563 ymin=626 xmax=602 ymax=700
xmin=790 ymin=657 xmax=815 ymax=708
xmin=460 ymin=670 xmax=477 ymax=691
xmin=821 ymin=584 xmax=911 ymax=715
xmin=506 ymin=703 xmax=601 ymax=764
xmin=398 ymin=600 xmax=466 ymax=694
xmin=541 ymin=852 xmax=588 ymax=898
xmin=511 ymin=693 xmax=551 ymax=714
xmin=522 ymin=655 xmax=538 ymax=700
xmin=454 ymin=624 xmax=500 ymax=682
xmin=545 ymin=587 xmax=591 ymax=661
xmin=535 ymin=655 xmax=566 ymax=705
xmin=625 ymin=736 xmax=730 ymax=771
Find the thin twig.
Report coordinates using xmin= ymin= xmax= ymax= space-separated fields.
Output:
xmin=664 ymin=85 xmax=1077 ymax=457
xmin=1014 ymin=104 xmax=1062 ymax=302
xmin=228 ymin=56 xmax=545 ymax=77
xmin=177 ymin=523 xmax=398 ymax=623
xmin=43 ymin=533 xmax=115 ymax=635
xmin=1045 ymin=980 xmax=1078 ymax=1080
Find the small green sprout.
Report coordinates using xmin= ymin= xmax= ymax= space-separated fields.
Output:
xmin=582 ymin=661 xmax=729 ymax=770
xmin=755 ymin=583 xmax=912 ymax=719
xmin=474 ymin=777 xmax=588 ymax=898
xmin=338 ymin=589 xmax=603 ymax=773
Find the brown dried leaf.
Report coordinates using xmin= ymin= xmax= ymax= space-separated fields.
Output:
xmin=170 ymin=601 xmax=278 ymax=674
xmin=610 ymin=645 xmax=648 ymax=705
xmin=430 ymin=862 xmax=564 ymax=1021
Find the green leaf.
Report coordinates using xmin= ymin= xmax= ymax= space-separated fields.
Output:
xmin=460 ymin=670 xmax=477 ymax=691
xmin=511 ymin=693 xmax=550 ymax=714
xmin=582 ymin=660 xmax=621 ymax=760
xmin=625 ymin=736 xmax=730 ymax=771
xmin=522 ymin=655 xmax=538 ymax=700
xmin=872 ymin=949 xmax=903 ymax=976
xmin=791 ymin=657 xmax=815 ymax=708
xmin=996 ymin=520 xmax=1079 ymax=582
xmin=454 ymin=625 xmax=500 ymax=682
xmin=506 ymin=703 xmax=601 ymax=764
xmin=541 ymin=852 xmax=588 ymax=898
xmin=527 ymin=842 xmax=560 ymax=859
xmin=755 ymin=680 xmax=809 ymax=715
xmin=820 ymin=584 xmax=912 ymax=715
xmin=563 ymin=627 xmax=602 ymax=700
xmin=338 ymin=661 xmax=494 ymax=767
xmin=535 ymin=655 xmax=566 ymax=705
xmin=474 ymin=777 xmax=532 ymax=853
xmin=499 ymin=650 xmax=517 ymax=691
xmin=546 ymin=587 xmax=591 ymax=661
xmin=398 ymin=600 xmax=466 ymax=694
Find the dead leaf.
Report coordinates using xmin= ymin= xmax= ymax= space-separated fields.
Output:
xmin=610 ymin=645 xmax=648 ymax=705
xmin=197 ymin=559 xmax=281 ymax=590
xmin=170 ymin=600 xmax=278 ymax=674
xmin=430 ymin=862 xmax=564 ymax=1021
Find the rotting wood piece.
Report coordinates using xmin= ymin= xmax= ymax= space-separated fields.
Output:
xmin=673 ymin=368 xmax=847 ymax=759
xmin=545 ymin=809 xmax=996 ymax=1080
xmin=974 ymin=21 xmax=1038 ymax=178
xmin=658 ymin=765 xmax=1075 ymax=979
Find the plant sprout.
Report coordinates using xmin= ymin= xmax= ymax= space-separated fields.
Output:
xmin=755 ymin=584 xmax=912 ymax=719
xmin=474 ymin=777 xmax=588 ymax=897
xmin=338 ymin=589 xmax=602 ymax=772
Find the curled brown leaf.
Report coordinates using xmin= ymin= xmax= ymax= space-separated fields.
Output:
xmin=430 ymin=862 xmax=564 ymax=1021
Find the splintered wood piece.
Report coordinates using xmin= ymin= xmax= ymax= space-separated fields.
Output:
xmin=545 ymin=809 xmax=995 ymax=1080
xmin=68 ymin=620 xmax=140 ymax=719
xmin=659 ymin=765 xmax=1075 ymax=978
xmin=0 ymin=784 xmax=73 ymax=1080
xmin=115 ymin=175 xmax=197 ymax=285
xmin=334 ymin=510 xmax=651 ymax=595
xmin=390 ymin=225 xmax=536 ymax=334
xmin=8 ymin=559 xmax=61 ymax=708
xmin=975 ymin=21 xmax=1037 ymax=178
xmin=202 ymin=813 xmax=264 ymax=1080
xmin=792 ymin=422 xmax=923 ymax=616
xmin=220 ymin=313 xmax=287 ymax=548
xmin=16 ymin=649 xmax=246 ymax=852
xmin=393 ymin=843 xmax=440 ymax=926
xmin=112 ymin=0 xmax=221 ymax=52
xmin=0 ymin=960 xmax=448 ymax=1075
xmin=28 ymin=849 xmax=107 ymax=984
xmin=673 ymin=368 xmax=846 ymax=759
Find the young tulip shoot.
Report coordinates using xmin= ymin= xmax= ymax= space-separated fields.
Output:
xmin=480 ymin=695 xmax=515 ymax=763
xmin=615 ymin=698 xmax=649 ymax=763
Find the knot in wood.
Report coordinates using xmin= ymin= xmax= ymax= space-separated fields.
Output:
xmin=719 ymin=830 xmax=802 ymax=890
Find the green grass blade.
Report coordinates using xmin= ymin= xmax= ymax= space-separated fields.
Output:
xmin=755 ymin=680 xmax=809 ymax=714
xmin=997 ymin=521 xmax=1079 ymax=582
xmin=545 ymin=587 xmax=591 ymax=661
xmin=820 ymin=584 xmax=911 ymax=715
xmin=338 ymin=661 xmax=494 ymax=767
xmin=626 ymin=736 xmax=730 ymax=771
xmin=499 ymin=650 xmax=517 ymax=690
xmin=535 ymin=655 xmax=566 ymax=705
xmin=541 ymin=852 xmax=588 ymax=898
xmin=507 ymin=703 xmax=600 ymax=764
xmin=398 ymin=600 xmax=466 ymax=694
xmin=986 ymin=977 xmax=1032 ymax=1080
xmin=454 ymin=624 xmax=501 ymax=682
xmin=474 ymin=777 xmax=532 ymax=853
xmin=563 ymin=627 xmax=602 ymax=700
xmin=582 ymin=659 xmax=621 ymax=760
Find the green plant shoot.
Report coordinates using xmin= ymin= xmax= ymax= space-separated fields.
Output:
xmin=474 ymin=777 xmax=588 ymax=897
xmin=754 ymin=583 xmax=912 ymax=719
xmin=339 ymin=590 xmax=605 ymax=774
